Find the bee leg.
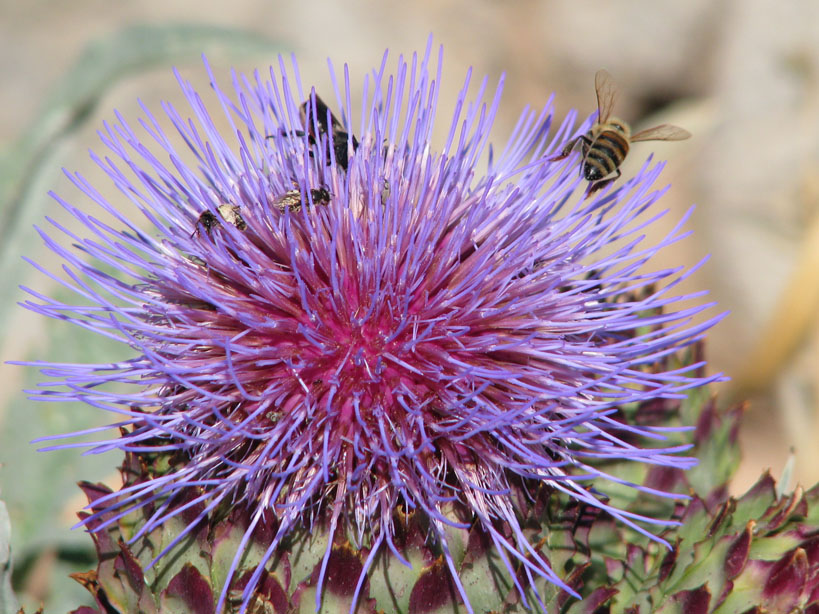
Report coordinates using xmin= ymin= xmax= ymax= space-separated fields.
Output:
xmin=547 ymin=136 xmax=581 ymax=161
xmin=267 ymin=129 xmax=308 ymax=142
xmin=585 ymin=169 xmax=621 ymax=199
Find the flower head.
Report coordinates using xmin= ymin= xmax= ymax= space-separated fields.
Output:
xmin=22 ymin=42 xmax=721 ymax=613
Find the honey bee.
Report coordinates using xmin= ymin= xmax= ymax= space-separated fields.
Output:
xmin=550 ymin=69 xmax=690 ymax=196
xmin=192 ymin=203 xmax=246 ymax=237
xmin=272 ymin=186 xmax=331 ymax=212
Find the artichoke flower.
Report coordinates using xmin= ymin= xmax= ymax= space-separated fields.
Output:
xmin=18 ymin=42 xmax=737 ymax=612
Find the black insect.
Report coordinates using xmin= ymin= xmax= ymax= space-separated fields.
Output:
xmin=268 ymin=94 xmax=359 ymax=171
xmin=300 ymin=94 xmax=359 ymax=171
xmin=192 ymin=211 xmax=219 ymax=237
xmin=191 ymin=204 xmax=246 ymax=237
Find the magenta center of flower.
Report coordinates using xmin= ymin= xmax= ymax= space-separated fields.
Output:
xmin=290 ymin=303 xmax=434 ymax=423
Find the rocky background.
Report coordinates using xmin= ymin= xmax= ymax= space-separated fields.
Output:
xmin=1 ymin=0 xmax=818 ymax=610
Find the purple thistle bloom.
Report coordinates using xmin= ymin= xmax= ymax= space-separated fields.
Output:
xmin=21 ymin=41 xmax=722 ymax=613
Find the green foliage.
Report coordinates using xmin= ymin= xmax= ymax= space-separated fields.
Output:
xmin=66 ymin=448 xmax=819 ymax=614
xmin=0 ymin=23 xmax=286 ymax=326
xmin=1 ymin=500 xmax=18 ymax=614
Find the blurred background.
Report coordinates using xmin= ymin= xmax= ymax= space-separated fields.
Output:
xmin=1 ymin=0 xmax=818 ymax=610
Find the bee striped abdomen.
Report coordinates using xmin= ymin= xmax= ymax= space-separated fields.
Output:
xmin=584 ymin=130 xmax=629 ymax=181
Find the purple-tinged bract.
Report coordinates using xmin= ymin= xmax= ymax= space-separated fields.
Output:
xmin=22 ymin=42 xmax=722 ymax=613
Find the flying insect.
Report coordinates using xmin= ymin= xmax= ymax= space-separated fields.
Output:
xmin=550 ymin=70 xmax=690 ymax=196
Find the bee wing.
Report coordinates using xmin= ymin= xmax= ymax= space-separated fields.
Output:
xmin=631 ymin=124 xmax=691 ymax=142
xmin=594 ymin=69 xmax=618 ymax=123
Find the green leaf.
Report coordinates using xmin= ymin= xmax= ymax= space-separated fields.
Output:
xmin=0 ymin=500 xmax=19 ymax=614
xmin=3 ymin=287 xmax=134 ymax=552
xmin=0 ymin=22 xmax=286 ymax=329
xmin=368 ymin=536 xmax=429 ymax=614
xmin=683 ymin=393 xmax=741 ymax=498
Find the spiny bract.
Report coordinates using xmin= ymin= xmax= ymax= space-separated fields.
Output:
xmin=22 ymin=41 xmax=722 ymax=613
xmin=65 ymin=383 xmax=819 ymax=614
